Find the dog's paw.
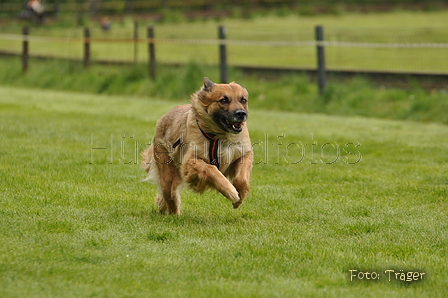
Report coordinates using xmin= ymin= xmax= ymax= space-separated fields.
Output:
xmin=226 ymin=187 xmax=240 ymax=204
xmin=232 ymin=199 xmax=243 ymax=209
xmin=230 ymin=188 xmax=243 ymax=209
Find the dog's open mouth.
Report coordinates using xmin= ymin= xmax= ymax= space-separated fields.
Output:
xmin=221 ymin=118 xmax=245 ymax=133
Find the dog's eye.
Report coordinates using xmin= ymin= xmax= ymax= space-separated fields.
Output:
xmin=219 ymin=96 xmax=229 ymax=104
xmin=240 ymin=97 xmax=247 ymax=104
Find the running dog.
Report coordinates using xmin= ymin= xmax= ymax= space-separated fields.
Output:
xmin=142 ymin=77 xmax=253 ymax=214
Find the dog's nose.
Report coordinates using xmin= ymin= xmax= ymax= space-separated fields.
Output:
xmin=234 ymin=110 xmax=247 ymax=120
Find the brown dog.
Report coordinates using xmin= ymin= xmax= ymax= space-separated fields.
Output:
xmin=142 ymin=77 xmax=253 ymax=215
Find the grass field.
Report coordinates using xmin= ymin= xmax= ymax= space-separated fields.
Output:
xmin=1 ymin=85 xmax=447 ymax=297
xmin=1 ymin=10 xmax=448 ymax=72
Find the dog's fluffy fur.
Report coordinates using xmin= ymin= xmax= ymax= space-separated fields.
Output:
xmin=142 ymin=77 xmax=253 ymax=214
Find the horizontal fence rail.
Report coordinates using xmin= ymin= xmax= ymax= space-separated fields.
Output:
xmin=1 ymin=25 xmax=448 ymax=91
xmin=2 ymin=33 xmax=448 ymax=48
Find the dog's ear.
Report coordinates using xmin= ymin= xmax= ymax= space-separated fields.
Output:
xmin=203 ymin=77 xmax=214 ymax=92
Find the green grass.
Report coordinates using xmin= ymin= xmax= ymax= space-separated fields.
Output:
xmin=1 ymin=11 xmax=448 ymax=72
xmin=1 ymin=85 xmax=447 ymax=297
xmin=1 ymin=56 xmax=448 ymax=126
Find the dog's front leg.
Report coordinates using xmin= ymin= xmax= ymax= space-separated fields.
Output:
xmin=231 ymin=152 xmax=253 ymax=209
xmin=182 ymin=159 xmax=240 ymax=205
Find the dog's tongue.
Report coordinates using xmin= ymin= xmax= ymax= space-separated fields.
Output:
xmin=232 ymin=122 xmax=244 ymax=129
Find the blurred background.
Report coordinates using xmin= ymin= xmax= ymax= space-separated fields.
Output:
xmin=1 ymin=0 xmax=448 ymax=124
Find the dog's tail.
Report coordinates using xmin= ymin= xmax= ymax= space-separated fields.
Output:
xmin=141 ymin=144 xmax=159 ymax=183
xmin=141 ymin=144 xmax=152 ymax=173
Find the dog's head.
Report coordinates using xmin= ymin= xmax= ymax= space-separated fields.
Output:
xmin=193 ymin=77 xmax=249 ymax=134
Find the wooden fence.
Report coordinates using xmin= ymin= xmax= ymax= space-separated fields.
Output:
xmin=5 ymin=24 xmax=448 ymax=91
xmin=16 ymin=24 xmax=334 ymax=94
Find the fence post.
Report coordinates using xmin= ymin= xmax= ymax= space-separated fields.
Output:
xmin=22 ymin=26 xmax=29 ymax=73
xmin=148 ymin=25 xmax=156 ymax=80
xmin=84 ymin=27 xmax=90 ymax=68
xmin=315 ymin=25 xmax=326 ymax=97
xmin=218 ymin=25 xmax=228 ymax=84
xmin=134 ymin=21 xmax=138 ymax=64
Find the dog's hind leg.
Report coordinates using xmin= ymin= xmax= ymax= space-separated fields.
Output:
xmin=155 ymin=150 xmax=183 ymax=215
xmin=158 ymin=172 xmax=182 ymax=215
xmin=156 ymin=187 xmax=181 ymax=214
